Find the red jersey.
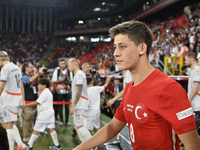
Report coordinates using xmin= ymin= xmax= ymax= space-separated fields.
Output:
xmin=115 ymin=69 xmax=196 ymax=150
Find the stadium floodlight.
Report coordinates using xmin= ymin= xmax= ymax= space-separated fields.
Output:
xmin=78 ymin=20 xmax=84 ymax=24
xmin=93 ymin=7 xmax=101 ymax=11
xmin=146 ymin=2 xmax=149 ymax=5
xmin=102 ymin=2 xmax=106 ymax=5
xmin=91 ymin=38 xmax=99 ymax=42
xmin=118 ymin=15 xmax=121 ymax=18
xmin=80 ymin=36 xmax=84 ymax=40
xmin=98 ymin=17 xmax=101 ymax=20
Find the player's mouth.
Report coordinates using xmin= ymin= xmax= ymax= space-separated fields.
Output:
xmin=116 ymin=60 xmax=123 ymax=64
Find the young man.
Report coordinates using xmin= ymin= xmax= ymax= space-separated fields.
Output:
xmin=0 ymin=51 xmax=27 ymax=150
xmin=85 ymin=76 xmax=110 ymax=132
xmin=25 ymin=78 xmax=61 ymax=150
xmin=185 ymin=52 xmax=200 ymax=116
xmin=52 ymin=59 xmax=72 ymax=127
xmin=68 ymin=58 xmax=92 ymax=142
xmin=73 ymin=21 xmax=200 ymax=150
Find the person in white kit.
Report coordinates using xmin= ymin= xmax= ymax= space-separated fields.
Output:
xmin=0 ymin=51 xmax=27 ymax=150
xmin=107 ymin=70 xmax=133 ymax=107
xmin=25 ymin=78 xmax=61 ymax=150
xmin=68 ymin=58 xmax=92 ymax=143
xmin=185 ymin=52 xmax=200 ymax=115
xmin=85 ymin=76 xmax=110 ymax=132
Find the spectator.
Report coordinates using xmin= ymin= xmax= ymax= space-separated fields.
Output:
xmin=21 ymin=62 xmax=43 ymax=143
xmin=52 ymin=59 xmax=72 ymax=127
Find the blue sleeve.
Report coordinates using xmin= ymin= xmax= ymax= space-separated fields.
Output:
xmin=22 ymin=75 xmax=31 ymax=85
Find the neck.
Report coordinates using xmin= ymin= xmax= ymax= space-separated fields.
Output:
xmin=74 ymin=67 xmax=80 ymax=74
xmin=87 ymin=84 xmax=93 ymax=88
xmin=129 ymin=58 xmax=155 ymax=86
xmin=191 ymin=62 xmax=198 ymax=70
xmin=2 ymin=60 xmax=10 ymax=67
xmin=25 ymin=71 xmax=30 ymax=75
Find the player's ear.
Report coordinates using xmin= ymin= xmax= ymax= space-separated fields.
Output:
xmin=139 ymin=43 xmax=147 ymax=56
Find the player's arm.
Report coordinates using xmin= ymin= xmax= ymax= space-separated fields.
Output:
xmin=178 ymin=129 xmax=200 ymax=149
xmin=29 ymin=67 xmax=44 ymax=83
xmin=103 ymin=77 xmax=111 ymax=89
xmin=0 ymin=81 xmax=6 ymax=95
xmin=107 ymin=82 xmax=127 ymax=107
xmin=107 ymin=89 xmax=124 ymax=107
xmin=20 ymin=79 xmax=26 ymax=109
xmin=73 ymin=117 xmax=126 ymax=150
xmin=26 ymin=101 xmax=39 ymax=107
xmin=188 ymin=82 xmax=200 ymax=101
xmin=70 ymin=85 xmax=83 ymax=114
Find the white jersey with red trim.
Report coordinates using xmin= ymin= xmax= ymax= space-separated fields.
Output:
xmin=0 ymin=62 xmax=23 ymax=108
xmin=71 ymin=70 xmax=88 ymax=110
xmin=188 ymin=65 xmax=200 ymax=111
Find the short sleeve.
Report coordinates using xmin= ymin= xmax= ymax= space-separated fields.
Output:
xmin=1 ymin=67 xmax=9 ymax=81
xmin=36 ymin=89 xmax=47 ymax=104
xmin=76 ymin=73 xmax=84 ymax=85
xmin=22 ymin=75 xmax=31 ymax=85
xmin=158 ymin=82 xmax=196 ymax=134
xmin=96 ymin=86 xmax=104 ymax=93
xmin=193 ymin=69 xmax=200 ymax=82
xmin=114 ymin=87 xmax=127 ymax=123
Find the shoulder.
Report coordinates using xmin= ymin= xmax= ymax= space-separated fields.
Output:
xmin=77 ymin=70 xmax=86 ymax=77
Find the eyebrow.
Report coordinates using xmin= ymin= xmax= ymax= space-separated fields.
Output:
xmin=113 ymin=43 xmax=126 ymax=46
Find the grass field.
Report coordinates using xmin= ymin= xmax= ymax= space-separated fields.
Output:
xmin=15 ymin=111 xmax=115 ymax=150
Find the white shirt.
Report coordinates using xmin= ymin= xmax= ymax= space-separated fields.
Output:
xmin=123 ymin=70 xmax=133 ymax=88
xmin=171 ymin=47 xmax=178 ymax=56
xmin=52 ymin=68 xmax=73 ymax=82
xmin=1 ymin=62 xmax=23 ymax=108
xmin=72 ymin=70 xmax=88 ymax=110
xmin=87 ymin=86 xmax=104 ymax=120
xmin=188 ymin=66 xmax=200 ymax=111
xmin=36 ymin=88 xmax=55 ymax=123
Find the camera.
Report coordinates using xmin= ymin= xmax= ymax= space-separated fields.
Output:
xmin=88 ymin=68 xmax=96 ymax=75
xmin=34 ymin=64 xmax=48 ymax=75
xmin=34 ymin=64 xmax=43 ymax=71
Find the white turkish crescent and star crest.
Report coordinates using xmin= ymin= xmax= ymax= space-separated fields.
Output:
xmin=135 ymin=103 xmax=149 ymax=123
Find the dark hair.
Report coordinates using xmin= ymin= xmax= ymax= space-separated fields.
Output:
xmin=59 ymin=59 xmax=66 ymax=63
xmin=109 ymin=20 xmax=153 ymax=56
xmin=0 ymin=124 xmax=9 ymax=150
xmin=21 ymin=62 xmax=29 ymax=74
xmin=86 ymin=76 xmax=93 ymax=85
xmin=38 ymin=78 xmax=50 ymax=88
xmin=186 ymin=52 xmax=198 ymax=61
xmin=181 ymin=65 xmax=187 ymax=71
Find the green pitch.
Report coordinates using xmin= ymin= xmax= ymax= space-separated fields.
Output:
xmin=16 ymin=112 xmax=115 ymax=150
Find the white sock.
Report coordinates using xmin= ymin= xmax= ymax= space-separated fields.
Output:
xmin=6 ymin=129 xmax=15 ymax=150
xmin=77 ymin=127 xmax=92 ymax=142
xmin=13 ymin=124 xmax=23 ymax=146
xmin=50 ymin=131 xmax=59 ymax=146
xmin=28 ymin=134 xmax=38 ymax=148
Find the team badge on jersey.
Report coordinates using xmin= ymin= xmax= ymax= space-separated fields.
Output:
xmin=135 ymin=103 xmax=148 ymax=123
xmin=176 ymin=107 xmax=193 ymax=120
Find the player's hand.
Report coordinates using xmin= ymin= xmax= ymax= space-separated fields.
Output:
xmin=70 ymin=104 xmax=75 ymax=114
xmin=61 ymin=76 xmax=66 ymax=81
xmin=21 ymin=101 xmax=26 ymax=109
xmin=106 ymin=77 xmax=111 ymax=83
xmin=39 ymin=66 xmax=45 ymax=75
xmin=106 ymin=99 xmax=114 ymax=107
xmin=31 ymin=109 xmax=37 ymax=116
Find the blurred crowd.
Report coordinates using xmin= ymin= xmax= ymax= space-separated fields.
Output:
xmin=0 ymin=32 xmax=54 ymax=64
